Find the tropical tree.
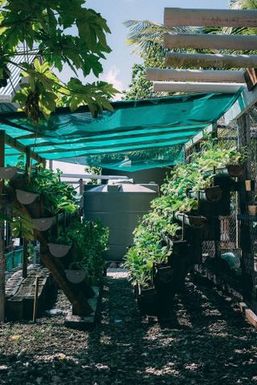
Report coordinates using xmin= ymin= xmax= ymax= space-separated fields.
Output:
xmin=0 ymin=0 xmax=117 ymax=120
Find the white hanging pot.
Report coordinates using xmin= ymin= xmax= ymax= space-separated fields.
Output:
xmin=0 ymin=167 xmax=17 ymax=180
xmin=65 ymin=269 xmax=86 ymax=284
xmin=48 ymin=243 xmax=71 ymax=258
xmin=31 ymin=217 xmax=55 ymax=231
xmin=16 ymin=189 xmax=39 ymax=205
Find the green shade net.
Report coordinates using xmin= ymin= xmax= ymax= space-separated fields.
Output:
xmin=0 ymin=91 xmax=240 ymax=171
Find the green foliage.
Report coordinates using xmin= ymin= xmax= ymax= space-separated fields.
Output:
xmin=65 ymin=219 xmax=109 ymax=284
xmin=0 ymin=1 xmax=117 ymax=119
xmin=125 ymin=139 xmax=243 ymax=287
xmin=25 ymin=165 xmax=78 ymax=215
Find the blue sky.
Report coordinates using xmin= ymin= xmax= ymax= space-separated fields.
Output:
xmin=84 ymin=0 xmax=230 ymax=92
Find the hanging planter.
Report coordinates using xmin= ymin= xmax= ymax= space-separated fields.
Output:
xmin=16 ymin=189 xmax=39 ymax=205
xmin=65 ymin=268 xmax=86 ymax=284
xmin=0 ymin=167 xmax=17 ymax=180
xmin=31 ymin=217 xmax=55 ymax=231
xmin=226 ymin=164 xmax=244 ymax=178
xmin=48 ymin=243 xmax=71 ymax=258
xmin=175 ymin=212 xmax=208 ymax=228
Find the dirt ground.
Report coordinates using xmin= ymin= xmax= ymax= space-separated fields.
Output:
xmin=0 ymin=269 xmax=257 ymax=385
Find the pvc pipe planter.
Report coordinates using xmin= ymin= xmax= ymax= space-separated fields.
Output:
xmin=48 ymin=243 xmax=71 ymax=258
xmin=0 ymin=167 xmax=17 ymax=180
xmin=65 ymin=269 xmax=86 ymax=284
xmin=175 ymin=212 xmax=208 ymax=229
xmin=188 ymin=186 xmax=222 ymax=202
xmin=31 ymin=217 xmax=55 ymax=231
xmin=16 ymin=189 xmax=39 ymax=205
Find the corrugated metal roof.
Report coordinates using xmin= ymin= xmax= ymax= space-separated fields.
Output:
xmin=0 ymin=54 xmax=34 ymax=102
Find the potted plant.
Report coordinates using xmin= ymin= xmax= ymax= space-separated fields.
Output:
xmin=248 ymin=203 xmax=257 ymax=216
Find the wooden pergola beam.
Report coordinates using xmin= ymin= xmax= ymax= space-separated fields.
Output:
xmin=153 ymin=81 xmax=245 ymax=94
xmin=164 ymin=7 xmax=257 ymax=28
xmin=166 ymin=52 xmax=257 ymax=69
xmin=146 ymin=68 xmax=245 ymax=83
xmin=164 ymin=33 xmax=257 ymax=51
xmin=5 ymin=133 xmax=45 ymax=164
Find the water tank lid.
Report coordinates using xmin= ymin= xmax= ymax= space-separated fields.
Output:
xmin=85 ymin=183 xmax=158 ymax=193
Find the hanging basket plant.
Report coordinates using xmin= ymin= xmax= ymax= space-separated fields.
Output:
xmin=0 ymin=167 xmax=17 ymax=180
xmin=65 ymin=264 xmax=86 ymax=284
xmin=31 ymin=217 xmax=55 ymax=231
xmin=187 ymin=185 xmax=222 ymax=203
xmin=48 ymin=243 xmax=71 ymax=258
xmin=174 ymin=212 xmax=208 ymax=229
xmin=16 ymin=189 xmax=39 ymax=205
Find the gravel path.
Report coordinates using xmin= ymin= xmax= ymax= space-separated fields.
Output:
xmin=0 ymin=270 xmax=257 ymax=385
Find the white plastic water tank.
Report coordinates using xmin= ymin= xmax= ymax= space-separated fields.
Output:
xmin=84 ymin=183 xmax=158 ymax=261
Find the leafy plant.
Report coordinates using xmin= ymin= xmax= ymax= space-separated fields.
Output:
xmin=66 ymin=219 xmax=109 ymax=285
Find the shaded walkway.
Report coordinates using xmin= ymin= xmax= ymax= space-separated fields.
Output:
xmin=0 ymin=270 xmax=257 ymax=385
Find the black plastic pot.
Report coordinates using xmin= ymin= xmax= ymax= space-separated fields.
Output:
xmin=226 ymin=164 xmax=244 ymax=178
xmin=188 ymin=185 xmax=222 ymax=202
xmin=175 ymin=212 xmax=208 ymax=229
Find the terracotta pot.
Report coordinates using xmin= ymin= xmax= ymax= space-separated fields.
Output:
xmin=65 ymin=269 xmax=86 ymax=284
xmin=16 ymin=189 xmax=39 ymax=205
xmin=245 ymin=180 xmax=255 ymax=192
xmin=0 ymin=167 xmax=17 ymax=180
xmin=31 ymin=217 xmax=55 ymax=231
xmin=248 ymin=205 xmax=257 ymax=216
xmin=48 ymin=243 xmax=71 ymax=258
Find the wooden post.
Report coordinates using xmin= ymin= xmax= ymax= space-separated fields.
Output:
xmin=22 ymin=240 xmax=29 ymax=279
xmin=237 ymin=114 xmax=254 ymax=300
xmin=32 ymin=276 xmax=39 ymax=322
xmin=165 ymin=52 xmax=257 ymax=69
xmin=0 ymin=130 xmax=5 ymax=322
xmin=146 ymin=68 xmax=245 ymax=83
xmin=164 ymin=33 xmax=257 ymax=51
xmin=22 ymin=147 xmax=31 ymax=279
xmin=153 ymin=81 xmax=244 ymax=94
xmin=164 ymin=8 xmax=257 ymax=28
xmin=79 ymin=178 xmax=84 ymax=195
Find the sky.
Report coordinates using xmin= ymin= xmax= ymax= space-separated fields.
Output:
xmin=55 ymin=0 xmax=230 ymax=174
xmin=85 ymin=0 xmax=230 ymax=92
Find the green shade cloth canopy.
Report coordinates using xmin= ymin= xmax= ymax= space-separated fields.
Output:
xmin=0 ymin=92 xmax=240 ymax=171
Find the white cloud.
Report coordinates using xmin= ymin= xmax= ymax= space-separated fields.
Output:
xmin=101 ymin=66 xmax=124 ymax=100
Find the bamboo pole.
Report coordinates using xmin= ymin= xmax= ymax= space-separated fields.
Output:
xmin=146 ymin=68 xmax=245 ymax=83
xmin=164 ymin=8 xmax=257 ymax=28
xmin=153 ymin=81 xmax=245 ymax=94
xmin=0 ymin=131 xmax=5 ymax=322
xmin=166 ymin=52 xmax=257 ymax=69
xmin=164 ymin=33 xmax=257 ymax=51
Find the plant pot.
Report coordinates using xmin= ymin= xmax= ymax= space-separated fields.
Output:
xmin=153 ymin=264 xmax=173 ymax=287
xmin=248 ymin=205 xmax=257 ymax=216
xmin=65 ymin=269 xmax=86 ymax=284
xmin=245 ymin=180 xmax=255 ymax=192
xmin=0 ymin=167 xmax=17 ymax=180
xmin=175 ymin=212 xmax=208 ymax=229
xmin=137 ymin=286 xmax=159 ymax=316
xmin=48 ymin=243 xmax=71 ymax=258
xmin=16 ymin=189 xmax=39 ymax=205
xmin=226 ymin=164 xmax=244 ymax=178
xmin=31 ymin=217 xmax=55 ymax=231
